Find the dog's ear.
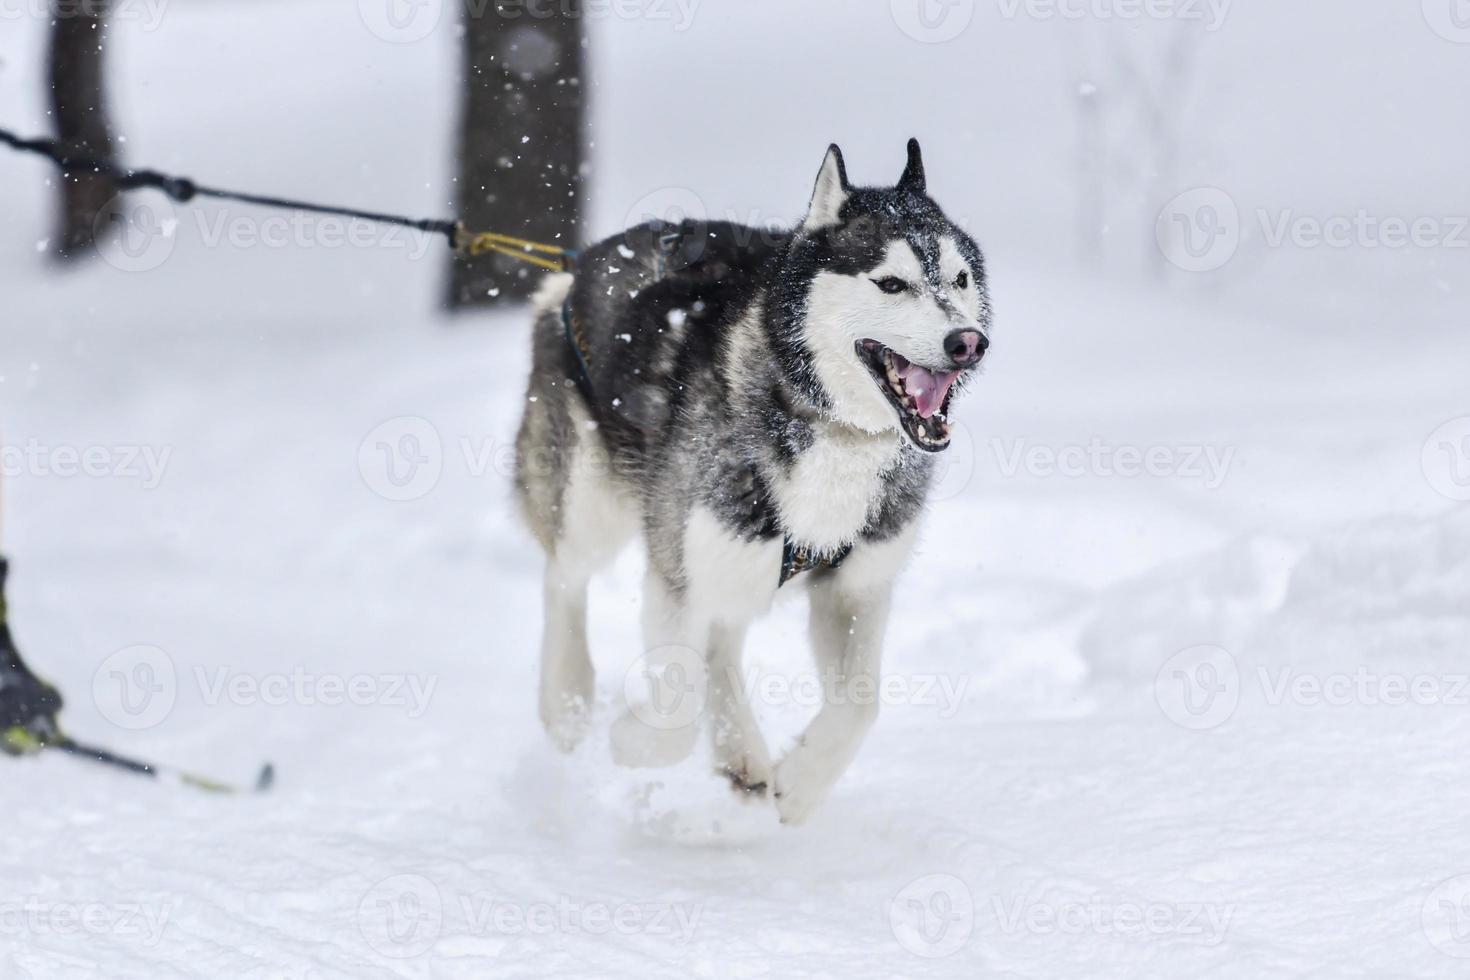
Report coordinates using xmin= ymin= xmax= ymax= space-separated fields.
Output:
xmin=802 ymin=144 xmax=851 ymax=232
xmin=898 ymin=138 xmax=926 ymax=194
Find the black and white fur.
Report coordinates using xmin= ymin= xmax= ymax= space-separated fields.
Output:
xmin=514 ymin=140 xmax=992 ymax=824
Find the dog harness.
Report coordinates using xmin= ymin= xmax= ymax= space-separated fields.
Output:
xmin=778 ymin=540 xmax=852 ymax=587
xmin=559 ymin=256 xmax=852 ymax=589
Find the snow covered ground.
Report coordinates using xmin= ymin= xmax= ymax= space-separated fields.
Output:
xmin=2 ymin=3 xmax=1469 ymax=977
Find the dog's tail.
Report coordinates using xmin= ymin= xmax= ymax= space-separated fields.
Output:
xmin=530 ymin=271 xmax=574 ymax=320
xmin=513 ymin=271 xmax=578 ymax=552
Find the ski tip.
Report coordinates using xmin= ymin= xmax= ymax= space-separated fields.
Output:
xmin=255 ymin=763 xmax=276 ymax=793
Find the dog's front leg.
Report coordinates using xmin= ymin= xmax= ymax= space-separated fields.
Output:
xmin=707 ymin=620 xmax=773 ymax=796
xmin=773 ymin=569 xmax=894 ymax=825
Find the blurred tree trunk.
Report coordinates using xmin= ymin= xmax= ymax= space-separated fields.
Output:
xmin=447 ymin=0 xmax=587 ymax=310
xmin=49 ymin=0 xmax=117 ymax=261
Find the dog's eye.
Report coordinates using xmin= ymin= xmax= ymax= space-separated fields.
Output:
xmin=872 ymin=277 xmax=910 ymax=295
xmin=954 ymin=270 xmax=969 ymax=290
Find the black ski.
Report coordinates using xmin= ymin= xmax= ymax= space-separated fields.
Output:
xmin=49 ymin=736 xmax=274 ymax=794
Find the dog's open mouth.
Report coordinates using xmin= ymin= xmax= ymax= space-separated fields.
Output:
xmin=856 ymin=340 xmax=963 ymax=453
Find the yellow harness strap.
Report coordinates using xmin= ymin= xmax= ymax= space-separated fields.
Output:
xmin=454 ymin=225 xmax=577 ymax=273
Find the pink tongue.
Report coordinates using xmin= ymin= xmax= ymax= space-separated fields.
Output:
xmin=897 ymin=362 xmax=961 ymax=418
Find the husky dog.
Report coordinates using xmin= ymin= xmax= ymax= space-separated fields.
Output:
xmin=514 ymin=140 xmax=991 ymax=825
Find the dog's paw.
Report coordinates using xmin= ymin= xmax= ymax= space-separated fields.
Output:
xmin=539 ymin=693 xmax=593 ymax=753
xmin=609 ymin=709 xmax=699 ymax=769
xmin=719 ymin=757 xmax=772 ymax=800
xmin=772 ymin=750 xmax=829 ymax=826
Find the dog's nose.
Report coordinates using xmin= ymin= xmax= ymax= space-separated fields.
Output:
xmin=945 ymin=329 xmax=988 ymax=367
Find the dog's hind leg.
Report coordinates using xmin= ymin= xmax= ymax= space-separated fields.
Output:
xmin=609 ymin=571 xmax=705 ymax=768
xmin=515 ymin=274 xmax=637 ymax=752
xmin=537 ymin=560 xmax=595 ymax=751
xmin=534 ymin=415 xmax=638 ymax=751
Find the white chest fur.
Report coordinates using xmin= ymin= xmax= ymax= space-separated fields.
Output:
xmin=768 ymin=423 xmax=900 ymax=553
xmin=683 ymin=507 xmax=783 ymax=622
